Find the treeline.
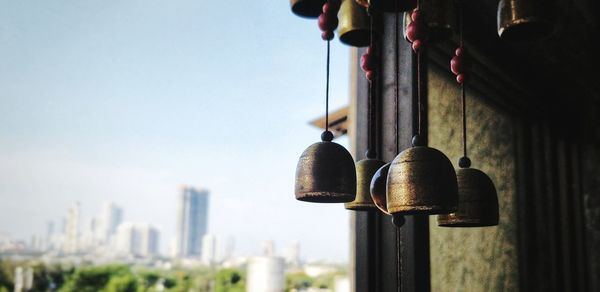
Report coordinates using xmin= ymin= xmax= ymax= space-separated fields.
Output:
xmin=0 ymin=260 xmax=244 ymax=292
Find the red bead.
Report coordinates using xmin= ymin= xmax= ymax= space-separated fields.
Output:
xmin=322 ymin=3 xmax=337 ymax=16
xmin=451 ymin=56 xmax=464 ymax=75
xmin=366 ymin=46 xmax=374 ymax=54
xmin=456 ymin=74 xmax=466 ymax=83
xmin=366 ymin=70 xmax=376 ymax=81
xmin=323 ymin=3 xmax=331 ymax=14
xmin=318 ymin=13 xmax=338 ymax=32
xmin=412 ymin=39 xmax=422 ymax=52
xmin=406 ymin=22 xmax=420 ymax=43
xmin=361 ymin=53 xmax=377 ymax=72
xmin=360 ymin=54 xmax=369 ymax=71
xmin=322 ymin=31 xmax=334 ymax=40
xmin=411 ymin=10 xmax=422 ymax=22
xmin=455 ymin=47 xmax=465 ymax=57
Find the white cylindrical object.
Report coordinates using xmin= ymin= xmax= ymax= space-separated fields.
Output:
xmin=246 ymin=257 xmax=285 ymax=292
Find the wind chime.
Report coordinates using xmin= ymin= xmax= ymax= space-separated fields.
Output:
xmin=384 ymin=1 xmax=459 ymax=218
xmin=438 ymin=1 xmax=499 ymax=227
xmin=294 ymin=0 xmax=358 ymax=204
xmin=342 ymin=0 xmax=386 ymax=211
xmin=291 ymin=0 xmax=552 ymax=224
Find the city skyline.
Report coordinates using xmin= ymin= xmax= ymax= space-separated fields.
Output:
xmin=1 ymin=190 xmax=330 ymax=264
xmin=0 ymin=0 xmax=350 ymax=262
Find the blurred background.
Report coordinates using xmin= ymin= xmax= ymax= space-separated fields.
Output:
xmin=0 ymin=0 xmax=353 ymax=291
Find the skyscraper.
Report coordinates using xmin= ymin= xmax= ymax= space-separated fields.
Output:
xmin=175 ymin=187 xmax=209 ymax=258
xmin=115 ymin=222 xmax=160 ymax=257
xmin=97 ymin=202 xmax=123 ymax=245
xmin=63 ymin=202 xmax=80 ymax=254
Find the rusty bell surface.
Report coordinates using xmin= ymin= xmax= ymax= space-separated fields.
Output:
xmin=386 ymin=144 xmax=458 ymax=215
xmin=345 ymin=158 xmax=386 ymax=210
xmin=370 ymin=162 xmax=391 ymax=214
xmin=355 ymin=0 xmax=416 ymax=13
xmin=338 ymin=0 xmax=381 ymax=47
xmin=438 ymin=167 xmax=499 ymax=227
xmin=497 ymin=0 xmax=552 ymax=41
xmin=291 ymin=0 xmax=328 ymax=18
xmin=295 ymin=135 xmax=357 ymax=203
xmin=403 ymin=0 xmax=455 ymax=42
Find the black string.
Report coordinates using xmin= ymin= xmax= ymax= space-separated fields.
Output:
xmin=367 ymin=10 xmax=376 ymax=157
xmin=417 ymin=51 xmax=422 ymax=137
xmin=326 ymin=40 xmax=331 ymax=132
xmin=459 ymin=1 xmax=467 ymax=159
xmin=394 ymin=11 xmax=400 ymax=155
xmin=394 ymin=7 xmax=401 ymax=292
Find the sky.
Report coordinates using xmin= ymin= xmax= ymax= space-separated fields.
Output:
xmin=0 ymin=0 xmax=353 ymax=262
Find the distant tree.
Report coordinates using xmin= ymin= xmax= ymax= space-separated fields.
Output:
xmin=0 ymin=260 xmax=14 ymax=291
xmin=104 ymin=274 xmax=137 ymax=292
xmin=285 ymin=272 xmax=313 ymax=291
xmin=138 ymin=271 xmax=160 ymax=290
xmin=58 ymin=264 xmax=130 ymax=292
xmin=214 ymin=268 xmax=244 ymax=292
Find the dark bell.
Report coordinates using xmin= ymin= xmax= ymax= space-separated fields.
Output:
xmin=345 ymin=158 xmax=386 ymax=210
xmin=403 ymin=0 xmax=455 ymax=42
xmin=386 ymin=146 xmax=458 ymax=215
xmin=291 ymin=0 xmax=327 ymax=18
xmin=355 ymin=0 xmax=416 ymax=13
xmin=497 ymin=0 xmax=552 ymax=42
xmin=338 ymin=0 xmax=381 ymax=47
xmin=438 ymin=167 xmax=499 ymax=227
xmin=295 ymin=137 xmax=357 ymax=203
xmin=369 ymin=162 xmax=391 ymax=214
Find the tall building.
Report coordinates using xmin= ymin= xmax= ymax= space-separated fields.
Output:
xmin=201 ymin=234 xmax=216 ymax=266
xmin=97 ymin=202 xmax=123 ymax=245
xmin=115 ymin=222 xmax=160 ymax=257
xmin=175 ymin=187 xmax=209 ymax=258
xmin=63 ymin=202 xmax=80 ymax=254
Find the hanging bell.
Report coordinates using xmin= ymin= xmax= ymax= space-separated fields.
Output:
xmin=438 ymin=159 xmax=499 ymax=227
xmin=355 ymin=0 xmax=416 ymax=13
xmin=338 ymin=0 xmax=381 ymax=47
xmin=403 ymin=0 xmax=455 ymax=42
xmin=386 ymin=136 xmax=458 ymax=215
xmin=369 ymin=163 xmax=406 ymax=227
xmin=345 ymin=157 xmax=386 ymax=210
xmin=295 ymin=131 xmax=357 ymax=203
xmin=497 ymin=0 xmax=552 ymax=42
xmin=369 ymin=162 xmax=390 ymax=214
xmin=291 ymin=0 xmax=328 ymax=18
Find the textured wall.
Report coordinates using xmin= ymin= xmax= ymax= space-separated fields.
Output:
xmin=427 ymin=67 xmax=519 ymax=292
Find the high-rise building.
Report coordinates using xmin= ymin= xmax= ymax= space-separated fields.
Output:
xmin=115 ymin=222 xmax=160 ymax=257
xmin=63 ymin=202 xmax=80 ymax=254
xmin=97 ymin=202 xmax=123 ymax=245
xmin=175 ymin=187 xmax=209 ymax=258
xmin=201 ymin=234 xmax=217 ymax=266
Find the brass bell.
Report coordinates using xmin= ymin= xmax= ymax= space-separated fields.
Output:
xmin=338 ymin=0 xmax=381 ymax=47
xmin=355 ymin=0 xmax=416 ymax=13
xmin=369 ymin=162 xmax=391 ymax=214
xmin=370 ymin=163 xmax=406 ymax=227
xmin=403 ymin=0 xmax=455 ymax=42
xmin=295 ymin=131 xmax=357 ymax=203
xmin=291 ymin=0 xmax=328 ymax=18
xmin=438 ymin=159 xmax=499 ymax=227
xmin=345 ymin=157 xmax=386 ymax=210
xmin=386 ymin=136 xmax=458 ymax=215
xmin=497 ymin=0 xmax=552 ymax=41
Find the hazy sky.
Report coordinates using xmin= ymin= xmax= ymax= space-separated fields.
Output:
xmin=0 ymin=1 xmax=353 ymax=261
